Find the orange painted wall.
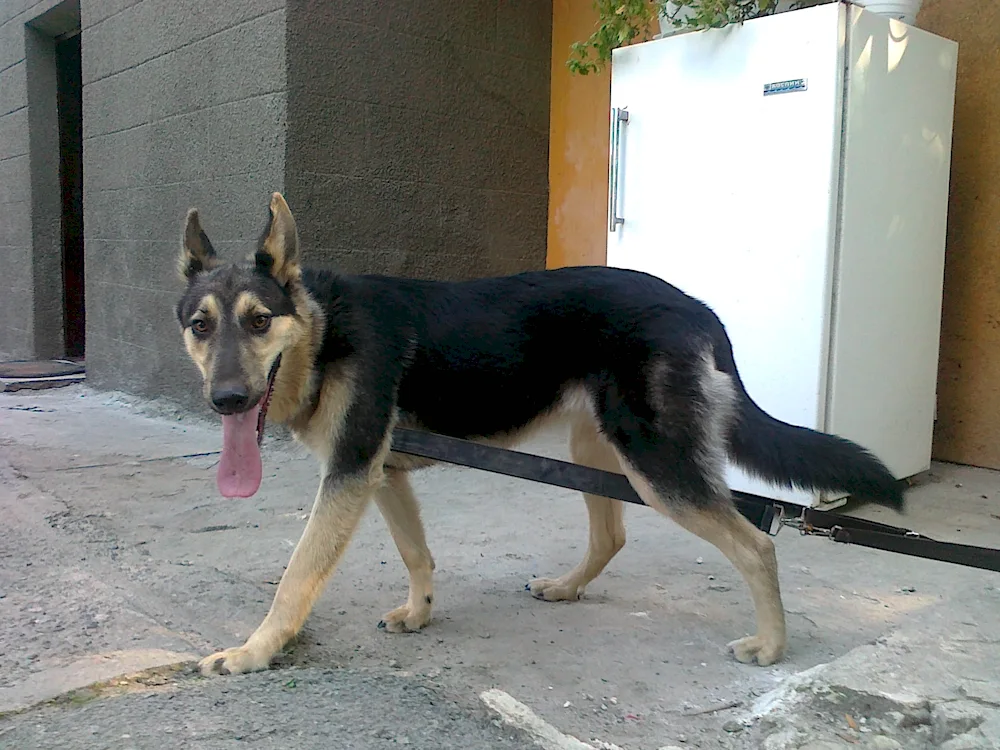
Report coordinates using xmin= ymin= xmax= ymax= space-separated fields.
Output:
xmin=546 ymin=1 xmax=612 ymax=269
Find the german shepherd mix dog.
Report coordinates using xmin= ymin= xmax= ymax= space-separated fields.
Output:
xmin=176 ymin=193 xmax=904 ymax=677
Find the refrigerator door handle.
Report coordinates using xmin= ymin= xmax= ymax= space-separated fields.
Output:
xmin=608 ymin=107 xmax=629 ymax=232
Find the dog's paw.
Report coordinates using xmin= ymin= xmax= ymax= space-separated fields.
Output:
xmin=727 ymin=634 xmax=785 ymax=667
xmin=377 ymin=602 xmax=431 ymax=634
xmin=198 ymin=646 xmax=272 ymax=676
xmin=526 ymin=577 xmax=583 ymax=602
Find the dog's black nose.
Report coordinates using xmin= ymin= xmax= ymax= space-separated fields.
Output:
xmin=211 ymin=387 xmax=250 ymax=414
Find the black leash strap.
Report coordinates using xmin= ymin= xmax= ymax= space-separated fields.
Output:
xmin=797 ymin=508 xmax=1000 ymax=573
xmin=391 ymin=428 xmax=1000 ymax=574
xmin=391 ymin=428 xmax=776 ymax=534
xmin=832 ymin=527 xmax=1000 ymax=571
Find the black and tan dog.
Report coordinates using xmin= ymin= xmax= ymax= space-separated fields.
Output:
xmin=176 ymin=192 xmax=904 ymax=677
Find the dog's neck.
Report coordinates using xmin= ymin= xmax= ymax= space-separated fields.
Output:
xmin=264 ymin=284 xmax=327 ymax=429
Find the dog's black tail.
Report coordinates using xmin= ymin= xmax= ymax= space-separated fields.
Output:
xmin=709 ymin=323 xmax=905 ymax=511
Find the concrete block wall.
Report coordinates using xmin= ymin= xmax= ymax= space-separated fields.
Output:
xmin=80 ymin=0 xmax=287 ymax=402
xmin=0 ymin=1 xmax=45 ymax=358
xmin=1 ymin=0 xmax=553 ymax=405
xmin=284 ymin=0 xmax=552 ymax=280
xmin=1 ymin=0 xmax=87 ymax=360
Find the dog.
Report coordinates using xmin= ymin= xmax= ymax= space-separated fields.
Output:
xmin=175 ymin=192 xmax=904 ymax=677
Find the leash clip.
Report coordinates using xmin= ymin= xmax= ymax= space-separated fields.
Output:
xmin=775 ymin=506 xmax=838 ymax=539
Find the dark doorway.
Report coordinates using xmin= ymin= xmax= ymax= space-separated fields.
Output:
xmin=56 ymin=31 xmax=84 ymax=360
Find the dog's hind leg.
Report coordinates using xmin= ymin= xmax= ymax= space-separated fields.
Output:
xmin=528 ymin=419 xmax=626 ymax=602
xmin=198 ymin=472 xmax=377 ymax=676
xmin=605 ymin=357 xmax=787 ymax=666
xmin=374 ymin=469 xmax=435 ymax=633
xmin=621 ymin=462 xmax=786 ymax=665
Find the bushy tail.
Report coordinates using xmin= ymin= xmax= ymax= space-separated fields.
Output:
xmin=710 ymin=328 xmax=905 ymax=510
xmin=727 ymin=394 xmax=905 ymax=509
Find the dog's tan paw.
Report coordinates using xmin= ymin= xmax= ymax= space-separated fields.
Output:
xmin=377 ymin=602 xmax=431 ymax=634
xmin=727 ymin=634 xmax=785 ymax=666
xmin=198 ymin=646 xmax=272 ymax=676
xmin=526 ymin=577 xmax=582 ymax=602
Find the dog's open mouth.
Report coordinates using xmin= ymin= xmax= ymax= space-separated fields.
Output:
xmin=217 ymin=355 xmax=281 ymax=499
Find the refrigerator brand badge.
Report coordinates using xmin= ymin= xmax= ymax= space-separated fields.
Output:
xmin=763 ymin=78 xmax=808 ymax=96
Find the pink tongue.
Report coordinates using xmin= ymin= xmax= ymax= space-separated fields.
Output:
xmin=217 ymin=404 xmax=263 ymax=498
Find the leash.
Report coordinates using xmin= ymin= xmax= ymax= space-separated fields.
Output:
xmin=390 ymin=428 xmax=1000 ymax=574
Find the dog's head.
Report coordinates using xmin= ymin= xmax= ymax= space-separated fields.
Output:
xmin=174 ymin=192 xmax=305 ymax=417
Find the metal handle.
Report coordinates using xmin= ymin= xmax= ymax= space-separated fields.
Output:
xmin=608 ymin=107 xmax=629 ymax=233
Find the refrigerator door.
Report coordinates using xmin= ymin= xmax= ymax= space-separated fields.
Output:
xmin=607 ymin=3 xmax=847 ymax=505
xmin=825 ymin=8 xmax=958 ymax=479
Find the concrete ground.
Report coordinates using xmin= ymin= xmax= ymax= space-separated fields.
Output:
xmin=0 ymin=385 xmax=998 ymax=749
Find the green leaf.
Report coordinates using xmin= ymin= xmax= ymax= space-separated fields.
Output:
xmin=567 ymin=0 xmax=783 ymax=75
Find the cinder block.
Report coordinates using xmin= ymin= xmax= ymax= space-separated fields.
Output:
xmin=81 ymin=0 xmax=142 ymax=30
xmin=152 ymin=10 xmax=285 ymax=123
xmin=438 ymin=50 xmax=550 ymax=130
xmin=205 ymin=92 xmax=285 ymax=178
xmin=193 ymin=169 xmax=285 ymax=243
xmin=81 ymin=66 xmax=153 ymax=138
xmin=362 ymin=31 xmax=449 ymax=115
xmin=0 ymin=107 xmax=28 ymax=161
xmin=0 ymin=60 xmax=27 ymax=117
xmin=384 ymin=0 xmax=497 ymax=51
xmin=82 ymin=186 xmax=127 ymax=241
xmin=286 ymin=88 xmax=366 ymax=179
xmin=436 ymin=116 xmax=498 ymax=192
xmin=496 ymin=0 xmax=552 ymax=61
xmin=437 ymin=117 xmax=549 ymax=194
xmin=287 ymin=16 xmax=373 ymax=107
xmin=84 ymin=280 xmax=172 ymax=355
xmin=0 ymin=0 xmax=39 ymax=27
xmin=0 ymin=276 xmax=33 ymax=356
xmin=0 ymin=15 xmax=26 ymax=70
xmin=287 ymin=0 xmax=384 ymax=28
xmin=122 ymin=185 xmax=184 ymax=246
xmin=0 ymin=242 xmax=32 ymax=290
xmin=488 ymin=122 xmax=549 ymax=194
xmin=359 ymin=102 xmax=448 ymax=184
xmin=85 ymin=332 xmax=156 ymax=396
xmin=300 ymin=247 xmax=397 ymax=277
xmin=285 ymin=0 xmax=550 ymax=284
xmin=83 ymin=128 xmax=142 ymax=192
xmin=291 ymin=172 xmax=439 ymax=257
xmin=0 ymin=154 xmax=28 ymax=205
xmin=484 ymin=189 xmax=548 ymax=264
xmin=141 ymin=108 xmax=213 ymax=187
xmin=82 ymin=0 xmax=282 ymax=85
xmin=86 ymin=294 xmax=200 ymax=406
xmin=83 ymin=9 xmax=285 ymax=137
xmin=438 ymin=185 xmax=489 ymax=254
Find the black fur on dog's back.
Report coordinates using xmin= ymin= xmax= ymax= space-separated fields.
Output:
xmin=300 ymin=264 xmax=903 ymax=511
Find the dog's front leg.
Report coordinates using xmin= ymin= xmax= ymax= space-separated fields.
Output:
xmin=199 ymin=473 xmax=376 ymax=676
xmin=374 ymin=469 xmax=435 ymax=633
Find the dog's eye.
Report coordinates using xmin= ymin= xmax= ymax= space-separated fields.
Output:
xmin=251 ymin=314 xmax=271 ymax=333
xmin=191 ymin=319 xmax=209 ymax=336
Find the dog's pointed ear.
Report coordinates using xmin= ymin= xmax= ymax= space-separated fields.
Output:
xmin=255 ymin=192 xmax=301 ymax=286
xmin=178 ymin=208 xmax=219 ymax=281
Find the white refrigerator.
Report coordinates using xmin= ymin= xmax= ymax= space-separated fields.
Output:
xmin=606 ymin=1 xmax=958 ymax=508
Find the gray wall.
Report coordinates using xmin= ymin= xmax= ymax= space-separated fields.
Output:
xmin=0 ymin=1 xmax=50 ymax=359
xmin=1 ymin=0 xmax=552 ymax=405
xmin=285 ymin=0 xmax=552 ymax=280
xmin=81 ymin=0 xmax=287 ymax=402
xmin=0 ymin=0 xmax=86 ymax=360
